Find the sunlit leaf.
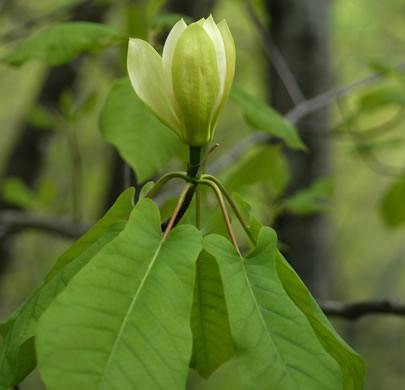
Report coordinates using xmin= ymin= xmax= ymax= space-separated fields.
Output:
xmin=2 ymin=22 xmax=123 ymax=67
xmin=36 ymin=199 xmax=202 ymax=389
xmin=99 ymin=77 xmax=181 ymax=182
xmin=230 ymin=85 xmax=306 ymax=150
xmin=0 ymin=222 xmax=126 ymax=389
xmin=203 ymin=228 xmax=343 ymax=389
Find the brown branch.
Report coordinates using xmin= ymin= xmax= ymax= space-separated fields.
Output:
xmin=320 ymin=299 xmax=405 ymax=320
xmin=0 ymin=210 xmax=89 ymax=239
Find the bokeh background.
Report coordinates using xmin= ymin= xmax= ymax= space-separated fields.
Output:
xmin=1 ymin=0 xmax=404 ymax=388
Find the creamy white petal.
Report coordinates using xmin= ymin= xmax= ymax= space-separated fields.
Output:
xmin=211 ymin=19 xmax=236 ymax=133
xmin=202 ymin=15 xmax=226 ymax=114
xmin=162 ymin=19 xmax=187 ymax=120
xmin=127 ymin=38 xmax=182 ymax=136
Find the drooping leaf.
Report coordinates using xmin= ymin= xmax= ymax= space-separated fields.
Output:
xmin=284 ymin=177 xmax=333 ymax=216
xmin=0 ymin=222 xmax=126 ymax=389
xmin=230 ymin=85 xmax=306 ymax=151
xmin=190 ymin=250 xmax=234 ymax=378
xmin=2 ymin=22 xmax=123 ymax=67
xmin=221 ymin=145 xmax=283 ymax=191
xmin=99 ymin=77 xmax=181 ymax=182
xmin=275 ymin=250 xmax=365 ymax=390
xmin=36 ymin=199 xmax=202 ymax=390
xmin=0 ymin=187 xmax=135 ymax=338
xmin=203 ymin=228 xmax=343 ymax=390
xmin=380 ymin=177 xmax=405 ymax=228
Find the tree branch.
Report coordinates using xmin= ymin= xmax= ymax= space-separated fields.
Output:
xmin=320 ymin=298 xmax=405 ymax=320
xmin=208 ymin=63 xmax=405 ymax=175
xmin=0 ymin=210 xmax=89 ymax=239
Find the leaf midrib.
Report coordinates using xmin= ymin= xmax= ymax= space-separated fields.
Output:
xmin=97 ymin=236 xmax=165 ymax=387
xmin=241 ymin=261 xmax=299 ymax=389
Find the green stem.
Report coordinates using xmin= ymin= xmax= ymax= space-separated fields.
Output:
xmin=196 ymin=186 xmax=201 ymax=229
xmin=163 ymin=183 xmax=194 ymax=240
xmin=198 ymin=178 xmax=241 ymax=256
xmin=201 ymin=174 xmax=257 ymax=246
xmin=145 ymin=171 xmax=188 ymax=199
xmin=188 ymin=146 xmax=202 ymax=178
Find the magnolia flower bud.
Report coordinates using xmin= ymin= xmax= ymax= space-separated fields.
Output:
xmin=127 ymin=16 xmax=235 ymax=147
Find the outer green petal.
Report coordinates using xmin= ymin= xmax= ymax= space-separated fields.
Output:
xmin=202 ymin=16 xmax=226 ymax=112
xmin=211 ymin=20 xmax=236 ymax=134
xmin=162 ymin=19 xmax=187 ymax=120
xmin=172 ymin=24 xmax=220 ymax=146
xmin=127 ymin=38 xmax=182 ymax=137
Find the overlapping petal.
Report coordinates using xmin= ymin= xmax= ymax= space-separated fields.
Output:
xmin=171 ymin=24 xmax=221 ymax=146
xmin=127 ymin=38 xmax=182 ymax=137
xmin=162 ymin=19 xmax=187 ymax=121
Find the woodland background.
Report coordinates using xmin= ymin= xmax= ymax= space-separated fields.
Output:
xmin=0 ymin=0 xmax=404 ymax=389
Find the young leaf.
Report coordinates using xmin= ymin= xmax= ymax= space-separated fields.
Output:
xmin=2 ymin=22 xmax=123 ymax=67
xmin=230 ymin=85 xmax=306 ymax=151
xmin=0 ymin=222 xmax=126 ymax=389
xmin=1 ymin=176 xmax=35 ymax=208
xmin=275 ymin=250 xmax=365 ymax=390
xmin=190 ymin=250 xmax=234 ymax=378
xmin=380 ymin=177 xmax=405 ymax=228
xmin=203 ymin=228 xmax=343 ymax=390
xmin=36 ymin=199 xmax=202 ymax=390
xmin=99 ymin=78 xmax=181 ymax=182
xmin=139 ymin=181 xmax=155 ymax=200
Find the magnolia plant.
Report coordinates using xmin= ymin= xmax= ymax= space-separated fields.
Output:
xmin=0 ymin=15 xmax=364 ymax=390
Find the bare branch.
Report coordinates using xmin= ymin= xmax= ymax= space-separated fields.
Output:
xmin=0 ymin=210 xmax=89 ymax=239
xmin=320 ymin=299 xmax=405 ymax=320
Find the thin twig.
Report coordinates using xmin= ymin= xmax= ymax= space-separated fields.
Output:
xmin=162 ymin=183 xmax=194 ymax=239
xmin=320 ymin=299 xmax=405 ymax=320
xmin=198 ymin=179 xmax=241 ymax=255
xmin=0 ymin=210 xmax=89 ymax=239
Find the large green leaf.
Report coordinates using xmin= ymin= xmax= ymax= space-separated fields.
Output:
xmin=203 ymin=228 xmax=343 ymax=390
xmin=275 ymin=250 xmax=364 ymax=390
xmin=36 ymin=199 xmax=202 ymax=389
xmin=221 ymin=145 xmax=284 ymax=191
xmin=380 ymin=177 xmax=405 ymax=228
xmin=0 ymin=222 xmax=126 ymax=389
xmin=0 ymin=188 xmax=134 ymax=339
xmin=230 ymin=85 xmax=306 ymax=151
xmin=190 ymin=250 xmax=234 ymax=378
xmin=99 ymin=78 xmax=181 ymax=182
xmin=2 ymin=22 xmax=123 ymax=67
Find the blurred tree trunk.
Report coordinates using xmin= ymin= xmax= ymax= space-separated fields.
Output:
xmin=266 ymin=0 xmax=332 ymax=297
xmin=0 ymin=1 xmax=109 ymax=274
